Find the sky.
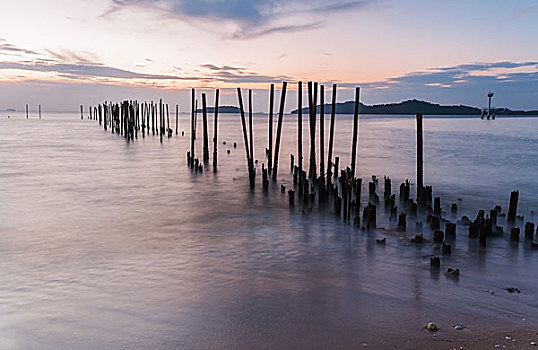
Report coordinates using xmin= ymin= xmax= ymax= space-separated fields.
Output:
xmin=0 ymin=0 xmax=537 ymax=112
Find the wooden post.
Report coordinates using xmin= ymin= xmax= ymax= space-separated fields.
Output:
xmin=248 ymin=89 xmax=254 ymax=170
xmin=237 ymin=88 xmax=252 ymax=175
xmin=213 ymin=89 xmax=220 ymax=171
xmin=79 ymin=105 xmax=82 ymax=119
xmin=319 ymin=84 xmax=325 ymax=188
xmin=298 ymin=81 xmax=303 ymax=182
xmin=350 ymin=87 xmax=360 ymax=178
xmin=416 ymin=113 xmax=424 ymax=203
xmin=327 ymin=84 xmax=337 ymax=189
xmin=38 ymin=105 xmax=41 ymax=119
xmin=190 ymin=89 xmax=195 ymax=166
xmin=166 ymin=103 xmax=171 ymax=137
xmin=152 ymin=102 xmax=155 ymax=135
xmin=176 ymin=104 xmax=179 ymax=135
xmin=507 ymin=190 xmax=519 ymax=223
xmin=272 ymin=82 xmax=287 ymax=180
xmin=308 ymin=82 xmax=317 ymax=179
xmin=268 ymin=84 xmax=274 ymax=175
xmin=202 ymin=93 xmax=209 ymax=162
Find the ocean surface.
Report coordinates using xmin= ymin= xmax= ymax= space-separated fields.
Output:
xmin=1 ymin=111 xmax=537 ymax=349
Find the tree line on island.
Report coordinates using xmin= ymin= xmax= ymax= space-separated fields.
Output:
xmin=195 ymin=99 xmax=538 ymax=115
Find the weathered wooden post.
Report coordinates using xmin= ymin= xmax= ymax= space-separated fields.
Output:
xmin=350 ymin=87 xmax=360 ymax=177
xmin=248 ymin=89 xmax=254 ymax=170
xmin=213 ymin=89 xmax=220 ymax=171
xmin=319 ymin=85 xmax=325 ymax=190
xmin=176 ymin=104 xmax=179 ymax=135
xmin=272 ymin=82 xmax=287 ymax=180
xmin=326 ymin=84 xmax=337 ymax=189
xmin=190 ymin=89 xmax=195 ymax=166
xmin=237 ymin=88 xmax=253 ymax=186
xmin=38 ymin=105 xmax=41 ymax=119
xmin=416 ymin=113 xmax=424 ymax=204
xmin=297 ymin=81 xmax=303 ymax=184
xmin=308 ymin=82 xmax=317 ymax=179
xmin=507 ymin=190 xmax=519 ymax=223
xmin=268 ymin=84 xmax=274 ymax=174
xmin=202 ymin=93 xmax=209 ymax=162
xmin=524 ymin=222 xmax=534 ymax=239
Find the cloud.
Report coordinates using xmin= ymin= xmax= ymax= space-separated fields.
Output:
xmin=0 ymin=59 xmax=290 ymax=85
xmin=356 ymin=61 xmax=538 ymax=110
xmin=105 ymin=0 xmax=368 ymax=38
xmin=0 ymin=43 xmax=39 ymax=55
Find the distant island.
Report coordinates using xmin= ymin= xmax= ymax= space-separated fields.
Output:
xmin=291 ymin=99 xmax=538 ymax=115
xmin=6 ymin=108 xmax=16 ymax=112
xmin=196 ymin=106 xmax=240 ymax=113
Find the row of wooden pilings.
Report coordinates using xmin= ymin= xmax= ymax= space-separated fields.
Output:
xmin=84 ymin=81 xmax=537 ymax=249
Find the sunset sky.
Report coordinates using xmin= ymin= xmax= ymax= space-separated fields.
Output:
xmin=1 ymin=0 xmax=537 ymax=112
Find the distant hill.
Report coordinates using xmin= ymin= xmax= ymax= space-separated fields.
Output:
xmin=196 ymin=105 xmax=240 ymax=113
xmin=291 ymin=99 xmax=538 ymax=115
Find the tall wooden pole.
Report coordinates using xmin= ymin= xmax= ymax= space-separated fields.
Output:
xmin=248 ymin=89 xmax=254 ymax=169
xmin=202 ymin=93 xmax=209 ymax=162
xmin=190 ymin=89 xmax=195 ymax=165
xmin=350 ymin=87 xmax=360 ymax=178
xmin=327 ymin=84 xmax=337 ymax=188
xmin=237 ymin=88 xmax=251 ymax=169
xmin=268 ymin=84 xmax=274 ymax=174
xmin=272 ymin=82 xmax=287 ymax=180
xmin=213 ymin=89 xmax=220 ymax=171
xmin=38 ymin=105 xmax=41 ymax=119
xmin=298 ymin=81 xmax=303 ymax=180
xmin=416 ymin=113 xmax=424 ymax=198
xmin=319 ymin=85 xmax=325 ymax=184
xmin=175 ymin=104 xmax=179 ymax=135
xmin=308 ymin=82 xmax=317 ymax=179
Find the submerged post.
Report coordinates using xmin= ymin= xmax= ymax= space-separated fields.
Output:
xmin=350 ymin=87 xmax=360 ymax=178
xmin=268 ymin=84 xmax=274 ymax=175
xmin=272 ymin=82 xmax=288 ymax=180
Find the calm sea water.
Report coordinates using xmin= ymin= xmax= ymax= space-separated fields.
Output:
xmin=1 ymin=112 xmax=537 ymax=349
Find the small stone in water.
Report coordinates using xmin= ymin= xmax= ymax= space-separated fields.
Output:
xmin=426 ymin=322 xmax=438 ymax=331
xmin=530 ymin=341 xmax=536 ymax=346
xmin=453 ymin=325 xmax=464 ymax=330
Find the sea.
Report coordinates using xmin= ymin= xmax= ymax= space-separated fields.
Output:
xmin=1 ymin=112 xmax=537 ymax=349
